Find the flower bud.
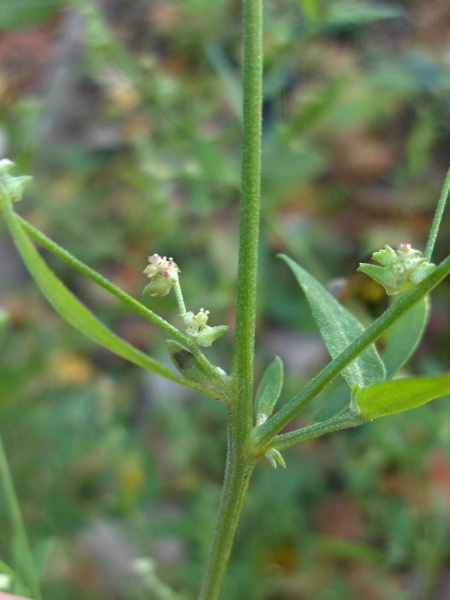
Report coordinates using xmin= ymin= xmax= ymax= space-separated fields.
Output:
xmin=265 ymin=448 xmax=286 ymax=469
xmin=358 ymin=244 xmax=436 ymax=295
xmin=0 ymin=159 xmax=33 ymax=214
xmin=142 ymin=255 xmax=180 ymax=297
xmin=181 ymin=308 xmax=228 ymax=347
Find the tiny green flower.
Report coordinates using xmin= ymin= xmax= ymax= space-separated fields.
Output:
xmin=142 ymin=254 xmax=180 ymax=297
xmin=143 ymin=254 xmax=228 ymax=346
xmin=358 ymin=244 xmax=436 ymax=295
xmin=0 ymin=159 xmax=33 ymax=214
xmin=181 ymin=308 xmax=228 ymax=347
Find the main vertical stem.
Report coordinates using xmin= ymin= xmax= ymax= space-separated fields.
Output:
xmin=231 ymin=0 xmax=263 ymax=397
xmin=199 ymin=0 xmax=263 ymax=598
xmin=198 ymin=415 xmax=256 ymax=600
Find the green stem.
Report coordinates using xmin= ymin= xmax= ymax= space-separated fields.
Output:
xmin=254 ymin=253 xmax=450 ymax=452
xmin=0 ymin=434 xmax=42 ymax=600
xmin=17 ymin=215 xmax=186 ymax=344
xmin=17 ymin=215 xmax=220 ymax=383
xmin=231 ymin=0 xmax=263 ymax=403
xmin=198 ymin=413 xmax=256 ymax=600
xmin=272 ymin=412 xmax=364 ymax=452
xmin=172 ymin=277 xmax=187 ymax=316
xmin=199 ymin=0 xmax=263 ymax=597
xmin=424 ymin=167 xmax=450 ymax=261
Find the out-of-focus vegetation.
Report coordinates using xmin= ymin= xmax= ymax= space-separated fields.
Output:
xmin=0 ymin=1 xmax=449 ymax=598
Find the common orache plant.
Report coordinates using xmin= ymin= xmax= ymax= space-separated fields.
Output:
xmin=1 ymin=1 xmax=450 ymax=599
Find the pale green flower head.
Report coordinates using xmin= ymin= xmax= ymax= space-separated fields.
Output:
xmin=358 ymin=244 xmax=436 ymax=295
xmin=142 ymin=254 xmax=180 ymax=297
xmin=181 ymin=308 xmax=228 ymax=347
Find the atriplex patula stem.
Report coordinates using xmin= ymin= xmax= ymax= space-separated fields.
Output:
xmin=199 ymin=0 xmax=263 ymax=597
xmin=231 ymin=0 xmax=263 ymax=400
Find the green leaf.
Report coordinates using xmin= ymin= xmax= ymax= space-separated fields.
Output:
xmin=327 ymin=2 xmax=404 ymax=30
xmin=382 ymin=297 xmax=429 ymax=378
xmin=280 ymin=254 xmax=385 ymax=387
xmin=166 ymin=340 xmax=210 ymax=383
xmin=0 ymin=0 xmax=64 ymax=31
xmin=165 ymin=340 xmax=228 ymax=400
xmin=355 ymin=372 xmax=450 ymax=420
xmin=0 ymin=200 xmax=193 ymax=388
xmin=254 ymin=356 xmax=284 ymax=424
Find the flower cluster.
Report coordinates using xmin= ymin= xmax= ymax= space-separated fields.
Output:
xmin=358 ymin=244 xmax=436 ymax=295
xmin=181 ymin=308 xmax=228 ymax=347
xmin=142 ymin=254 xmax=180 ymax=297
xmin=183 ymin=308 xmax=210 ymax=336
xmin=143 ymin=253 xmax=229 ymax=347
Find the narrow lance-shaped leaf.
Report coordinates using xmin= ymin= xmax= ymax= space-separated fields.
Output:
xmin=382 ymin=297 xmax=429 ymax=379
xmin=280 ymin=254 xmax=385 ymax=388
xmin=254 ymin=356 xmax=284 ymax=424
xmin=355 ymin=372 xmax=450 ymax=420
xmin=0 ymin=198 xmax=203 ymax=391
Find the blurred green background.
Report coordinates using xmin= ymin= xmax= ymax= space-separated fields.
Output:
xmin=1 ymin=1 xmax=450 ymax=598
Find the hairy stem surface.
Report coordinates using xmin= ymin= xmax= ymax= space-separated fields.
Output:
xmin=198 ymin=412 xmax=256 ymax=600
xmin=199 ymin=0 xmax=263 ymax=597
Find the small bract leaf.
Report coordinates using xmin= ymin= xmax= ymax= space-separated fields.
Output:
xmin=195 ymin=324 xmax=229 ymax=347
xmin=280 ymin=254 xmax=385 ymax=388
xmin=255 ymin=356 xmax=284 ymax=424
xmin=265 ymin=448 xmax=286 ymax=469
xmin=166 ymin=340 xmax=210 ymax=384
xmin=355 ymin=372 xmax=450 ymax=420
xmin=142 ymin=275 xmax=172 ymax=297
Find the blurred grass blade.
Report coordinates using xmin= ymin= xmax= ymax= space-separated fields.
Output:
xmin=327 ymin=2 xmax=404 ymax=29
xmin=1 ymin=205 xmax=199 ymax=389
xmin=205 ymin=43 xmax=242 ymax=121
xmin=355 ymin=372 xmax=450 ymax=420
xmin=280 ymin=254 xmax=385 ymax=387
xmin=0 ymin=435 xmax=42 ymax=600
xmin=255 ymin=356 xmax=284 ymax=423
xmin=382 ymin=297 xmax=429 ymax=378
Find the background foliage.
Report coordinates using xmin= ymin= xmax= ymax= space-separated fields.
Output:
xmin=1 ymin=1 xmax=450 ymax=598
